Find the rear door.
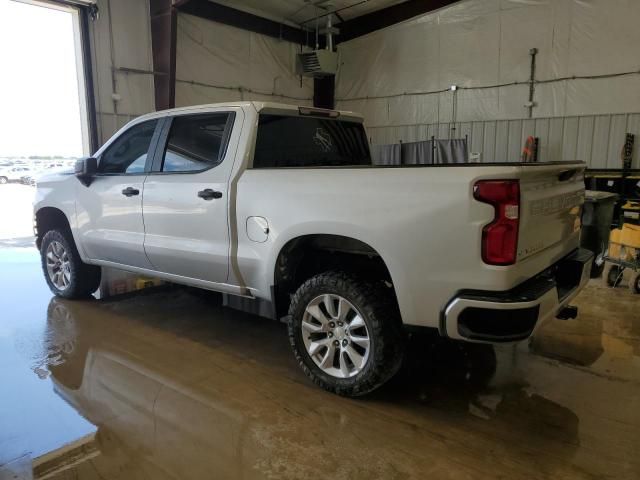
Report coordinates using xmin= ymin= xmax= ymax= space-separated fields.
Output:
xmin=142 ymin=109 xmax=241 ymax=284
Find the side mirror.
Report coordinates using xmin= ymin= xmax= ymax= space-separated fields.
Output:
xmin=75 ymin=157 xmax=97 ymax=186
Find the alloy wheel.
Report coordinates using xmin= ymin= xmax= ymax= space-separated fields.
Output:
xmin=301 ymin=294 xmax=371 ymax=378
xmin=46 ymin=241 xmax=71 ymax=291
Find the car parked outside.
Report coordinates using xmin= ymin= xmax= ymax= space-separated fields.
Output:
xmin=0 ymin=166 xmax=33 ymax=184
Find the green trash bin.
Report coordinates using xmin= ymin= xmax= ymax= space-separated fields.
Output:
xmin=581 ymin=191 xmax=619 ymax=278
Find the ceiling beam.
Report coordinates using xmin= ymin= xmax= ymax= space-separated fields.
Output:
xmin=336 ymin=0 xmax=460 ymax=43
xmin=176 ymin=0 xmax=310 ymax=46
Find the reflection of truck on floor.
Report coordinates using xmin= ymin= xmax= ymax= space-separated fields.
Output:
xmin=44 ymin=298 xmax=258 ymax=480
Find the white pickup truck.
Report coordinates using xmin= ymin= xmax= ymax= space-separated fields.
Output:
xmin=34 ymin=102 xmax=592 ymax=396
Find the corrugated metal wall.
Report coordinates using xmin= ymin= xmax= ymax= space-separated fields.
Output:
xmin=366 ymin=113 xmax=640 ymax=169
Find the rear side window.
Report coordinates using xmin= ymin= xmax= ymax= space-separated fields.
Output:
xmin=253 ymin=114 xmax=371 ymax=168
xmin=98 ymin=120 xmax=158 ymax=174
xmin=161 ymin=113 xmax=232 ymax=172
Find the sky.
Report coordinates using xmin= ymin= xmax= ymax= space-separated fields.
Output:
xmin=0 ymin=0 xmax=84 ymax=157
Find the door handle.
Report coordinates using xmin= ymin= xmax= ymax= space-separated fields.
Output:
xmin=122 ymin=187 xmax=140 ymax=197
xmin=198 ymin=189 xmax=223 ymax=200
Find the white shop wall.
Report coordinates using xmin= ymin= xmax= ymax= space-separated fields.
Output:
xmin=88 ymin=2 xmax=313 ymax=147
xmin=335 ymin=0 xmax=640 ymax=168
xmin=89 ymin=0 xmax=156 ymax=145
xmin=175 ymin=14 xmax=313 ymax=107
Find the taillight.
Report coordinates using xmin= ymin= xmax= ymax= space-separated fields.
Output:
xmin=474 ymin=180 xmax=520 ymax=265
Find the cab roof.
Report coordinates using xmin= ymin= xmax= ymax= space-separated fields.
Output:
xmin=135 ymin=101 xmax=363 ymax=123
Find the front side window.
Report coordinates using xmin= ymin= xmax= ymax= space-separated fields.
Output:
xmin=253 ymin=114 xmax=372 ymax=168
xmin=161 ymin=113 xmax=231 ymax=172
xmin=98 ymin=120 xmax=158 ymax=174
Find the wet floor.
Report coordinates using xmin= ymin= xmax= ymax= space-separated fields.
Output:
xmin=0 ymin=245 xmax=638 ymax=479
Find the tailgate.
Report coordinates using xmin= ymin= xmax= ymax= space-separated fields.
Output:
xmin=517 ymin=163 xmax=585 ymax=262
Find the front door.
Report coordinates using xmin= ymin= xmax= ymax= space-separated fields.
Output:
xmin=142 ymin=110 xmax=240 ymax=284
xmin=75 ymin=119 xmax=159 ymax=268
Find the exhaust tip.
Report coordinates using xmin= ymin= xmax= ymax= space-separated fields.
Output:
xmin=556 ymin=305 xmax=578 ymax=321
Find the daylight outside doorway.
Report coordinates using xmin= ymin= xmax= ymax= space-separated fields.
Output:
xmin=0 ymin=0 xmax=90 ymax=240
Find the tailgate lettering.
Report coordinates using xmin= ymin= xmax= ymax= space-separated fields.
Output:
xmin=531 ymin=192 xmax=583 ymax=216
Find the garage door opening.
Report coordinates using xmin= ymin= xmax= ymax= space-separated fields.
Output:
xmin=0 ymin=0 xmax=93 ymax=240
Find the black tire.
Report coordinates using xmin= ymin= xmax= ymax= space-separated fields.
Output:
xmin=287 ymin=271 xmax=404 ymax=397
xmin=604 ymin=263 xmax=623 ymax=287
xmin=40 ymin=229 xmax=101 ymax=299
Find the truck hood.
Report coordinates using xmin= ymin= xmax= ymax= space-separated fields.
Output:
xmin=34 ymin=169 xmax=74 ymax=185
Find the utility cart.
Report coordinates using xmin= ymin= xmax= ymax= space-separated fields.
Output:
xmin=602 ymin=204 xmax=640 ymax=293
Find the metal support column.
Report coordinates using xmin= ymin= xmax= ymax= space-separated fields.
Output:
xmin=314 ymin=76 xmax=335 ymax=109
xmin=150 ymin=0 xmax=177 ymax=110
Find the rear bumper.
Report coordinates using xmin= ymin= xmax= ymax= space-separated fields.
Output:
xmin=443 ymin=248 xmax=593 ymax=343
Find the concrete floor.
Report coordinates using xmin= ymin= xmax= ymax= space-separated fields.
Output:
xmin=0 ymin=244 xmax=638 ymax=479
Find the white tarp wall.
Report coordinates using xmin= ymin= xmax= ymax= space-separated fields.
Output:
xmin=87 ymin=2 xmax=313 ymax=146
xmin=89 ymin=0 xmax=156 ymax=144
xmin=175 ymin=14 xmax=313 ymax=107
xmin=335 ymin=0 xmax=640 ymax=167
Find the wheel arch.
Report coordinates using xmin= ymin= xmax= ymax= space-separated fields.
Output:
xmin=271 ymin=233 xmax=401 ymax=320
xmin=35 ymin=207 xmax=72 ymax=250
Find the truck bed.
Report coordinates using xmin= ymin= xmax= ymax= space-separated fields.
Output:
xmin=235 ymin=161 xmax=586 ymax=330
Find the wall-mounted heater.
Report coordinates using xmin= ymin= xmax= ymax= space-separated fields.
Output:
xmin=296 ymin=11 xmax=338 ymax=77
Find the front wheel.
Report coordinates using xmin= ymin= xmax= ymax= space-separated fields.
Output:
xmin=287 ymin=271 xmax=404 ymax=397
xmin=40 ymin=229 xmax=101 ymax=299
xmin=0 ymin=176 xmax=7 ymax=184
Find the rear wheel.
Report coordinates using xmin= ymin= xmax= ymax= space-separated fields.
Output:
xmin=40 ymin=229 xmax=101 ymax=299
xmin=0 ymin=176 xmax=7 ymax=184
xmin=287 ymin=271 xmax=404 ymax=397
